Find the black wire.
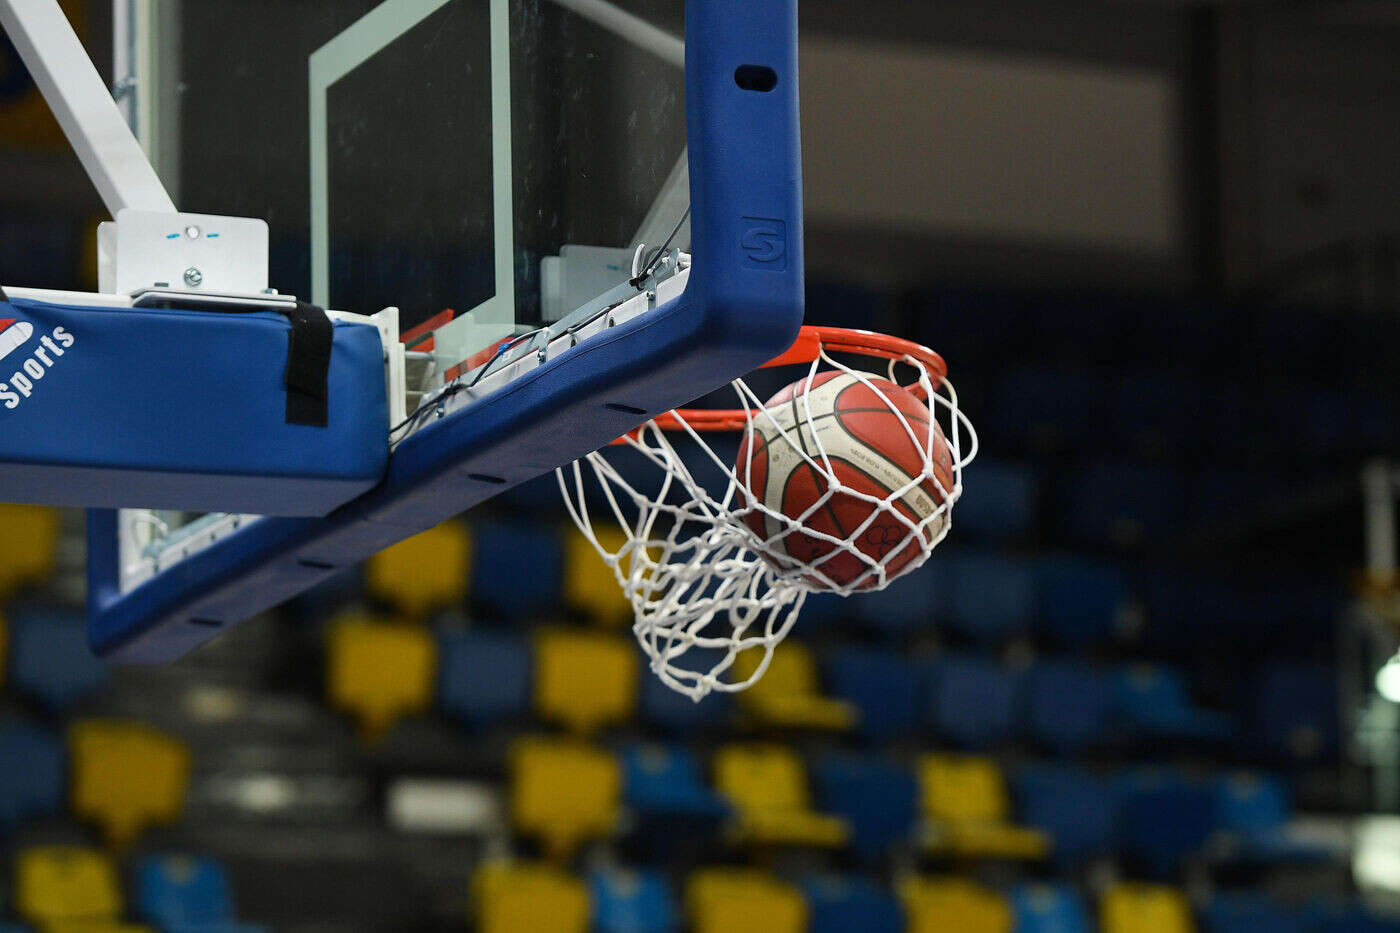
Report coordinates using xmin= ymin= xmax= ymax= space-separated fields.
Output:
xmin=389 ymin=328 xmax=545 ymax=441
xmin=630 ymin=205 xmax=691 ymax=288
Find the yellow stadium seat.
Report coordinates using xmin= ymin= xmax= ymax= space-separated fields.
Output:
xmin=510 ymin=737 xmax=620 ymax=859
xmin=365 ymin=520 xmax=471 ymax=616
xmin=563 ymin=524 xmax=633 ymax=626
xmin=686 ymin=868 xmax=807 ymax=933
xmin=326 ymin=614 xmax=436 ymax=741
xmin=918 ymin=754 xmax=1049 ymax=859
xmin=535 ymin=630 xmax=637 ymax=733
xmin=1101 ymin=883 xmax=1195 ymax=933
xmin=69 ymin=720 xmax=190 ymax=848
xmin=0 ymin=609 xmax=7 ymax=690
xmin=0 ymin=504 xmax=60 ymax=597
xmin=732 ymin=643 xmax=855 ymax=730
xmin=901 ymin=876 xmax=1011 ymax=933
xmin=14 ymin=845 xmax=122 ymax=925
xmin=473 ymin=861 xmax=589 ymax=933
xmin=713 ymin=743 xmax=848 ymax=848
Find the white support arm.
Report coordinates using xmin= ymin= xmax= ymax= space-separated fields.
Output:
xmin=0 ymin=0 xmax=174 ymax=215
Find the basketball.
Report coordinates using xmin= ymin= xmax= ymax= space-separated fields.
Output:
xmin=734 ymin=370 xmax=955 ymax=588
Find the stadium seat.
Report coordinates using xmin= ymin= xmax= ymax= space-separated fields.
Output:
xmin=69 ymin=719 xmax=190 ymax=847
xmin=1117 ymin=664 xmax=1233 ymax=741
xmin=1300 ymin=901 xmax=1400 ymax=933
xmin=0 ymin=504 xmax=60 ymax=597
xmin=987 ymin=367 xmax=1100 ymax=453
xmin=563 ymin=524 xmax=632 ymax=626
xmin=1253 ymin=663 xmax=1338 ymax=761
xmin=509 ymin=737 xmax=620 ymax=858
xmin=1099 ymin=883 xmax=1193 ymax=933
xmin=946 ymin=551 xmax=1035 ymax=641
xmin=325 ymin=615 xmax=435 ymax=740
xmin=14 ymin=845 xmax=122 ymax=925
xmin=1035 ymin=556 xmax=1127 ymax=646
xmin=0 ymin=719 xmax=65 ymax=828
xmin=685 ymin=868 xmax=806 ymax=933
xmin=1012 ymin=884 xmax=1093 ymax=933
xmin=534 ymin=630 xmax=637 ymax=733
xmin=589 ymin=867 xmax=678 ymax=933
xmin=713 ymin=743 xmax=849 ymax=848
xmin=921 ymin=654 xmax=1019 ymax=748
xmin=824 ymin=647 xmax=919 ymax=739
xmin=365 ymin=519 xmax=471 ymax=616
xmin=42 ymin=923 xmax=153 ymax=933
xmin=848 ymin=560 xmax=947 ymax=634
xmin=437 ymin=628 xmax=531 ymax=724
xmin=900 ymin=876 xmax=1011 ymax=933
xmin=1201 ymin=893 xmax=1305 ymax=933
xmin=800 ymin=874 xmax=902 ymax=933
xmin=953 ymin=460 xmax=1036 ymax=542
xmin=639 ymin=657 xmax=734 ymax=732
xmin=1023 ymin=661 xmax=1116 ymax=751
xmin=1060 ymin=463 xmax=1182 ymax=549
xmin=8 ymin=606 xmax=109 ymax=712
xmin=473 ymin=861 xmax=589 ymax=933
xmin=732 ymin=642 xmax=856 ymax=730
xmin=134 ymin=854 xmax=234 ymax=928
xmin=1012 ymin=764 xmax=1116 ymax=867
xmin=1115 ymin=770 xmax=1217 ymax=877
xmin=622 ymin=743 xmax=729 ymax=819
xmin=1213 ymin=772 xmax=1327 ymax=862
xmin=811 ymin=753 xmax=917 ymax=864
xmin=918 ymin=754 xmax=1047 ymax=859
xmin=470 ymin=520 xmax=564 ymax=618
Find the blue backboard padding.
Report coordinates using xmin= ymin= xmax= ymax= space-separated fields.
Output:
xmin=88 ymin=0 xmax=805 ymax=662
xmin=0 ymin=299 xmax=387 ymax=516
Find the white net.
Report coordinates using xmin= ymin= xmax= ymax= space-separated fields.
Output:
xmin=558 ymin=329 xmax=977 ymax=701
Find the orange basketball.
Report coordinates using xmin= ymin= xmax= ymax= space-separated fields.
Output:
xmin=734 ymin=370 xmax=954 ymax=588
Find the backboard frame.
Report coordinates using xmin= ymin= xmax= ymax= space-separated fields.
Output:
xmin=86 ymin=0 xmax=805 ymax=662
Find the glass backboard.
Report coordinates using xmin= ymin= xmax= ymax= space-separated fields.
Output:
xmin=145 ymin=0 xmax=689 ymax=361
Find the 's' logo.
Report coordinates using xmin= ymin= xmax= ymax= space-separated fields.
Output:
xmin=740 ymin=217 xmax=787 ymax=271
xmin=0 ymin=318 xmax=34 ymax=362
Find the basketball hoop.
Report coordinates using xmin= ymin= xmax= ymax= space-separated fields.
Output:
xmin=558 ymin=325 xmax=977 ymax=701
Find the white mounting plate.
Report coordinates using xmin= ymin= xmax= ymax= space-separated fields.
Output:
xmin=101 ymin=210 xmax=269 ymax=295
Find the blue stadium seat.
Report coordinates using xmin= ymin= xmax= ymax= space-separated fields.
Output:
xmin=1024 ymin=661 xmax=1115 ymax=751
xmin=1114 ymin=770 xmax=1217 ymax=877
xmin=1253 ymin=663 xmax=1338 ymax=761
xmin=811 ymin=753 xmax=917 ymax=864
xmin=988 ymin=368 xmax=1101 ymax=452
xmin=1202 ymin=893 xmax=1305 ymax=933
xmin=8 ymin=606 xmax=108 ymax=711
xmin=1011 ymin=883 xmax=1093 ymax=933
xmin=1117 ymin=664 xmax=1233 ymax=741
xmin=437 ymin=629 xmax=530 ymax=725
xmin=1114 ymin=373 xmax=1204 ymax=458
xmin=825 ymin=648 xmax=919 ymax=740
xmin=469 ymin=520 xmax=563 ymax=618
xmin=0 ymin=719 xmax=64 ymax=828
xmin=1059 ymin=464 xmax=1182 ymax=549
xmin=849 ymin=561 xmax=946 ymax=635
xmin=951 ymin=460 xmax=1035 ymax=542
xmin=946 ymin=551 xmax=1034 ymax=641
xmin=921 ymin=654 xmax=1019 ymax=748
xmin=1012 ymin=764 xmax=1116 ymax=868
xmin=589 ymin=867 xmax=678 ymax=933
xmin=621 ymin=744 xmax=728 ymax=820
xmin=638 ymin=648 xmax=733 ymax=733
xmin=800 ymin=875 xmax=902 ymax=933
xmin=1035 ymin=557 xmax=1127 ymax=647
xmin=1214 ymin=773 xmax=1328 ymax=862
xmin=135 ymin=854 xmax=234 ymax=928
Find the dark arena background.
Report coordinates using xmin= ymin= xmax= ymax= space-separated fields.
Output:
xmin=2 ymin=1 xmax=1400 ymax=930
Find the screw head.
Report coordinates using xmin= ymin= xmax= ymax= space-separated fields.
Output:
xmin=184 ymin=225 xmax=201 ymax=239
xmin=183 ymin=267 xmax=204 ymax=287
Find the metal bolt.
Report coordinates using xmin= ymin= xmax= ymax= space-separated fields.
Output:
xmin=646 ymin=290 xmax=657 ymax=302
xmin=184 ymin=225 xmax=201 ymax=239
xmin=183 ymin=267 xmax=204 ymax=287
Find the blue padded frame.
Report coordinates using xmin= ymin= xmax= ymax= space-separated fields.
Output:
xmin=89 ymin=0 xmax=805 ymax=662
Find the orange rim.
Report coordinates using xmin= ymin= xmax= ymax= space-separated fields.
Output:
xmin=615 ymin=325 xmax=947 ymax=441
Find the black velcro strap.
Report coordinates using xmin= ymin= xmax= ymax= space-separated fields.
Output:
xmin=283 ymin=301 xmax=333 ymax=427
